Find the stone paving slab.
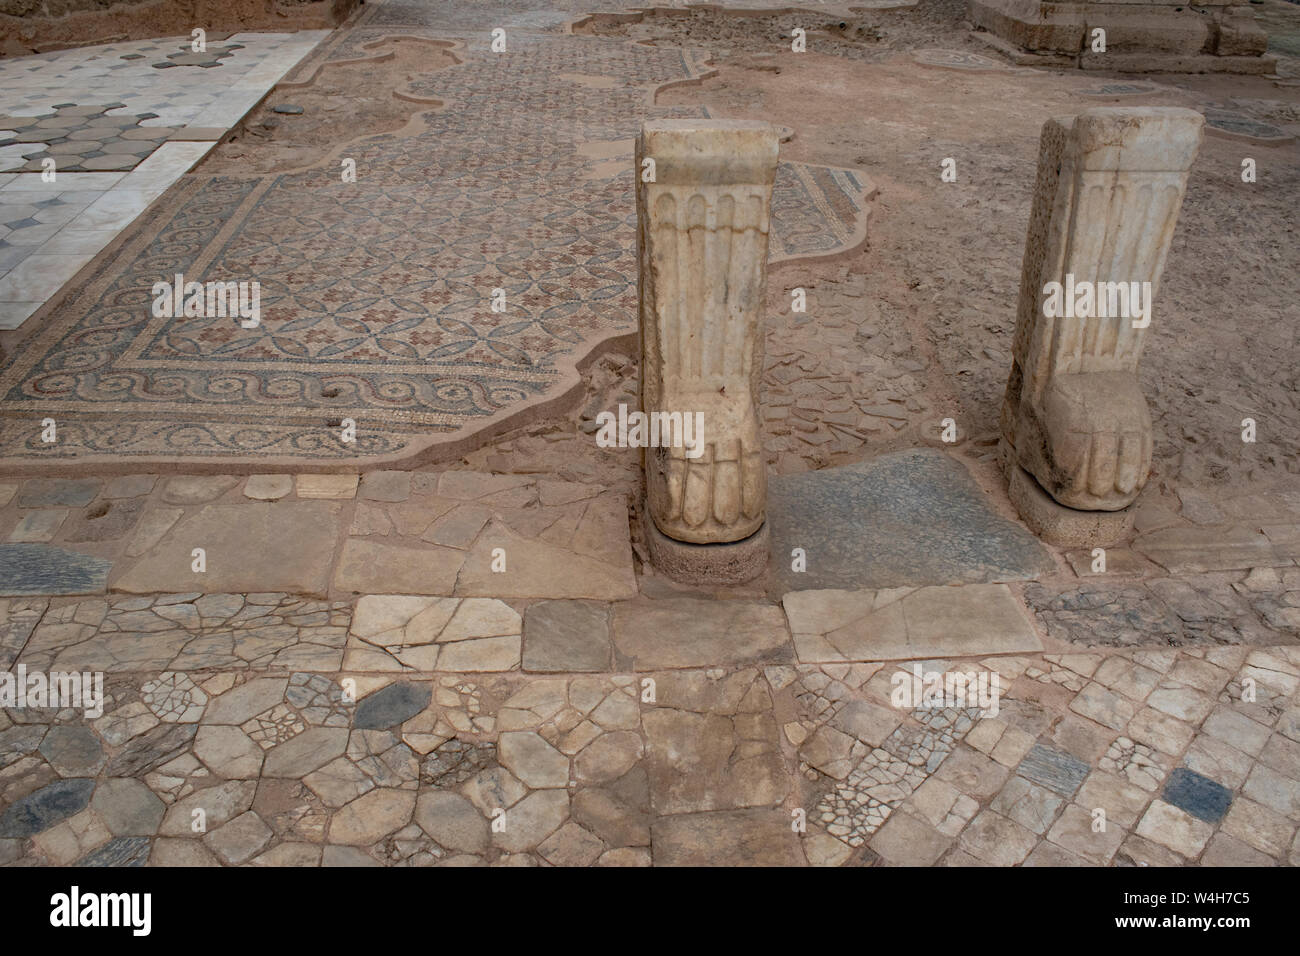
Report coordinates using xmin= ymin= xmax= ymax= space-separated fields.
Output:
xmin=17 ymin=593 xmax=350 ymax=673
xmin=783 ymin=583 xmax=1042 ymax=663
xmin=1026 ymin=569 xmax=1300 ymax=648
xmin=611 ymin=599 xmax=792 ymax=670
xmin=332 ymin=474 xmax=637 ymax=600
xmin=769 ymin=450 xmax=1055 ymax=592
xmin=0 ymin=543 xmax=111 ymax=596
xmin=0 ymin=637 xmax=1295 ymax=866
xmin=112 ymin=501 xmax=344 ymax=597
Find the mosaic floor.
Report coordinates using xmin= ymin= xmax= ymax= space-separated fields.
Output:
xmin=0 ymin=2 xmax=872 ymax=468
xmin=0 ymin=32 xmax=329 ymax=330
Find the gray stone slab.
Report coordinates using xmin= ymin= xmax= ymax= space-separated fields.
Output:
xmin=16 ymin=479 xmax=100 ymax=508
xmin=1016 ymin=743 xmax=1091 ymax=798
xmin=523 ymin=600 xmax=611 ymax=673
xmin=354 ymin=682 xmax=432 ymax=730
xmin=113 ymin=500 xmax=342 ymax=596
xmin=0 ymin=777 xmax=95 ymax=837
xmin=38 ymin=725 xmax=105 ymax=776
xmin=1162 ymin=766 xmax=1233 ymax=824
xmin=78 ymin=835 xmax=151 ymax=867
xmin=0 ymin=544 xmax=111 ymax=596
xmin=63 ymin=497 xmax=145 ymax=543
xmin=769 ymin=449 xmax=1054 ymax=591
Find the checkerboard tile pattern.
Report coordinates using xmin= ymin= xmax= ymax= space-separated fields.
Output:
xmin=0 ymin=31 xmax=328 ymax=330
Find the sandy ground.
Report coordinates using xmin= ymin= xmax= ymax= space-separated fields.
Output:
xmin=575 ymin=1 xmax=1300 ymax=504
xmin=204 ymin=35 xmax=461 ymax=176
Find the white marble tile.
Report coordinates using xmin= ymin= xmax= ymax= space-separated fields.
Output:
xmin=2 ymin=172 xmax=124 ymax=191
xmin=72 ymin=189 xmax=156 ymax=229
xmin=35 ymin=227 xmax=117 ymax=256
xmin=2 ymin=222 xmax=62 ymax=246
xmin=0 ymin=253 xmax=93 ymax=301
xmin=0 ymin=300 xmax=41 ymax=330
xmin=122 ymin=140 xmax=213 ymax=183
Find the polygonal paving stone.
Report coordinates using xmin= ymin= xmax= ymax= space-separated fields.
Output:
xmin=328 ymin=788 xmax=416 ymax=845
xmin=498 ymin=731 xmax=569 ymax=788
xmin=38 ymin=726 xmax=105 ymax=777
xmin=263 ymin=727 xmax=350 ymax=778
xmin=354 ymin=682 xmax=432 ymax=730
xmin=78 ymin=835 xmax=151 ymax=867
xmin=79 ymin=155 xmax=140 ymax=171
xmin=0 ymin=777 xmax=96 ymax=837
xmin=414 ymin=791 xmax=488 ymax=853
xmin=204 ymin=811 xmax=272 ymax=864
xmin=90 ymin=778 xmax=165 ymax=836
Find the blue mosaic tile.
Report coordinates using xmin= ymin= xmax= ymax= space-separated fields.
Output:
xmin=1016 ymin=743 xmax=1091 ymax=797
xmin=1163 ymin=766 xmax=1233 ymax=824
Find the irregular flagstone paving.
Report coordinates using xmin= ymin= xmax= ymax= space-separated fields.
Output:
xmin=0 ymin=0 xmax=872 ymax=468
xmin=2 ymin=627 xmax=1299 ymax=865
xmin=0 ymin=1 xmax=1297 ymax=869
xmin=0 ymin=462 xmax=1295 ymax=866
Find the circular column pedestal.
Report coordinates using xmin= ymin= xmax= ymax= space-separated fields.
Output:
xmin=643 ymin=513 xmax=770 ymax=585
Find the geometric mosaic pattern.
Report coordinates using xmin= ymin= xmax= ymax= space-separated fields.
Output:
xmin=0 ymin=4 xmax=872 ymax=468
xmin=0 ymin=104 xmax=176 ymax=173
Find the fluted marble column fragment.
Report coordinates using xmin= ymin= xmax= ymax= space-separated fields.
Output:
xmin=636 ymin=120 xmax=777 ymax=545
xmin=1001 ymin=107 xmax=1203 ymax=512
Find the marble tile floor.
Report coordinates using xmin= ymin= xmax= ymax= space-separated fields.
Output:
xmin=0 ymin=32 xmax=329 ymax=330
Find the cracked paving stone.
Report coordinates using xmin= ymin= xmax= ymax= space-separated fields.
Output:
xmin=328 ymin=788 xmax=416 ymax=845
xmin=652 ymin=809 xmax=803 ymax=866
xmin=104 ymin=724 xmax=196 ymax=777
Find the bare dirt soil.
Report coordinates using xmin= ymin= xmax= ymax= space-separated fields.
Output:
xmin=204 ymin=35 xmax=460 ymax=176
xmin=565 ymin=0 xmax=1300 ymax=510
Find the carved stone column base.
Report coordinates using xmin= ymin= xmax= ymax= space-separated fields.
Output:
xmin=1002 ymin=445 xmax=1134 ymax=549
xmin=643 ymin=513 xmax=769 ymax=586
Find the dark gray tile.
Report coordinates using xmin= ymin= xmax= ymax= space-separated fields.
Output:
xmin=1163 ymin=766 xmax=1233 ymax=824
